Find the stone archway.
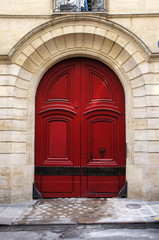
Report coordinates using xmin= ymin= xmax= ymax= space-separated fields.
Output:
xmin=8 ymin=15 xmax=150 ymax=202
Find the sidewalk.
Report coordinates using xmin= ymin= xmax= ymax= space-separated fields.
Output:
xmin=0 ymin=198 xmax=159 ymax=226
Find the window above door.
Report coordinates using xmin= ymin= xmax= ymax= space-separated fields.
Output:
xmin=53 ymin=0 xmax=107 ymax=12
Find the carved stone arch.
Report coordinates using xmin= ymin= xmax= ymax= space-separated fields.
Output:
xmin=10 ymin=16 xmax=150 ymax=200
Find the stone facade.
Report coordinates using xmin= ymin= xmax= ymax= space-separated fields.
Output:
xmin=0 ymin=0 xmax=159 ymax=203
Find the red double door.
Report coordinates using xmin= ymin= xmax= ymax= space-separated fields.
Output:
xmin=35 ymin=58 xmax=126 ymax=198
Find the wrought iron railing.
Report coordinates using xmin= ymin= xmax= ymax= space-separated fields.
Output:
xmin=53 ymin=0 xmax=106 ymax=12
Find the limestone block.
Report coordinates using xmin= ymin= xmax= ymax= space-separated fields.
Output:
xmin=134 ymin=96 xmax=147 ymax=107
xmin=84 ymin=26 xmax=96 ymax=34
xmin=13 ymin=109 xmax=26 ymax=120
xmin=93 ymin=35 xmax=104 ymax=51
xmin=122 ymin=57 xmax=137 ymax=72
xmin=0 ymin=0 xmax=52 ymax=15
xmin=125 ymin=43 xmax=137 ymax=55
xmin=23 ymin=45 xmax=35 ymax=57
xmin=148 ymin=167 xmax=159 ymax=200
xmin=55 ymin=36 xmax=66 ymax=51
xmin=18 ymin=68 xmax=33 ymax=81
xmin=116 ymin=49 xmax=130 ymax=65
xmin=84 ymin=34 xmax=94 ymax=49
xmin=138 ymin=62 xmax=151 ymax=74
xmin=16 ymin=78 xmax=29 ymax=90
xmin=23 ymin=58 xmax=38 ymax=73
xmin=0 ymin=98 xmax=13 ymax=108
xmin=74 ymin=25 xmax=84 ymax=34
xmin=132 ymin=52 xmax=145 ymax=64
xmin=151 ymin=62 xmax=159 ymax=73
xmin=148 ymin=130 xmax=159 ymax=141
xmin=12 ymin=120 xmax=26 ymax=130
xmin=65 ymin=34 xmax=76 ymax=49
xmin=12 ymin=166 xmax=25 ymax=187
xmin=0 ymin=120 xmax=12 ymax=130
xmin=148 ymin=119 xmax=159 ymax=129
xmin=45 ymin=39 xmax=58 ymax=55
xmin=108 ymin=43 xmax=123 ymax=59
xmin=11 ymin=188 xmax=26 ymax=203
xmin=149 ymin=142 xmax=159 ymax=153
xmin=133 ymin=107 xmax=147 ymax=118
xmin=41 ymin=31 xmax=53 ymax=42
xmin=134 ymin=130 xmax=148 ymax=140
xmin=130 ymin=76 xmax=145 ymax=88
xmin=127 ymin=66 xmax=142 ymax=80
xmin=134 ymin=119 xmax=148 ymax=130
xmin=127 ymin=165 xmax=148 ymax=200
xmin=13 ymin=98 xmax=27 ymax=109
xmin=14 ymin=87 xmax=27 ymax=98
xmin=133 ymin=86 xmax=146 ymax=97
xmin=0 ymin=86 xmax=14 ymax=97
xmin=134 ymin=140 xmax=148 ymax=152
xmin=95 ymin=28 xmax=107 ymax=38
xmin=0 ymin=167 xmax=12 ymax=189
xmin=0 ymin=153 xmax=27 ymax=165
xmin=0 ymin=131 xmax=26 ymax=142
xmin=109 ymin=0 xmax=159 ymax=14
xmin=101 ymin=38 xmax=114 ymax=54
xmin=148 ymin=153 xmax=159 ymax=166
xmin=31 ymin=37 xmax=43 ymax=49
xmin=144 ymin=74 xmax=159 ymax=84
xmin=29 ymin=51 xmax=44 ymax=66
xmin=36 ymin=45 xmax=51 ymax=60
xmin=0 ymin=75 xmax=16 ymax=86
xmin=146 ymin=85 xmax=159 ymax=95
xmin=147 ymin=107 xmax=159 ymax=118
xmin=63 ymin=26 xmax=74 ymax=35
xmin=0 ymin=120 xmax=27 ymax=131
xmin=52 ymin=28 xmax=65 ymax=38
xmin=116 ymin=36 xmax=128 ymax=48
xmin=24 ymin=165 xmax=34 ymax=186
xmin=134 ymin=152 xmax=148 ymax=165
xmin=23 ymin=185 xmax=33 ymax=201
xmin=0 ymin=109 xmax=13 ymax=119
xmin=134 ymin=107 xmax=147 ymax=119
xmin=147 ymin=96 xmax=159 ymax=107
xmin=106 ymin=31 xmax=117 ymax=42
xmin=0 ymin=142 xmax=26 ymax=153
xmin=0 ymin=64 xmax=20 ymax=76
xmin=75 ymin=33 xmax=84 ymax=48
xmin=14 ymin=53 xmax=28 ymax=66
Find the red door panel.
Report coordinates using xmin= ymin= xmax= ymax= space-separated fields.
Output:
xmin=87 ymin=176 xmax=119 ymax=193
xmin=35 ymin=58 xmax=126 ymax=198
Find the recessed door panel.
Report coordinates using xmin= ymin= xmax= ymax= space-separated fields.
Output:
xmin=87 ymin=176 xmax=119 ymax=193
xmin=87 ymin=116 xmax=116 ymax=162
xmin=35 ymin=58 xmax=126 ymax=198
xmin=42 ymin=176 xmax=73 ymax=193
xmin=47 ymin=119 xmax=69 ymax=160
xmin=47 ymin=71 xmax=70 ymax=101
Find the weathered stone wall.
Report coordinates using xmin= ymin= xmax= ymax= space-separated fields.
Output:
xmin=0 ymin=1 xmax=159 ymax=203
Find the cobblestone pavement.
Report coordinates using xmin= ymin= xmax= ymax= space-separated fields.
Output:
xmin=15 ymin=198 xmax=159 ymax=225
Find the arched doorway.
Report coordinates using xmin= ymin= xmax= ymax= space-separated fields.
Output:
xmin=35 ymin=58 xmax=126 ymax=198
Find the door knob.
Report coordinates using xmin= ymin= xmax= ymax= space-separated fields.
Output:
xmin=99 ymin=148 xmax=106 ymax=158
